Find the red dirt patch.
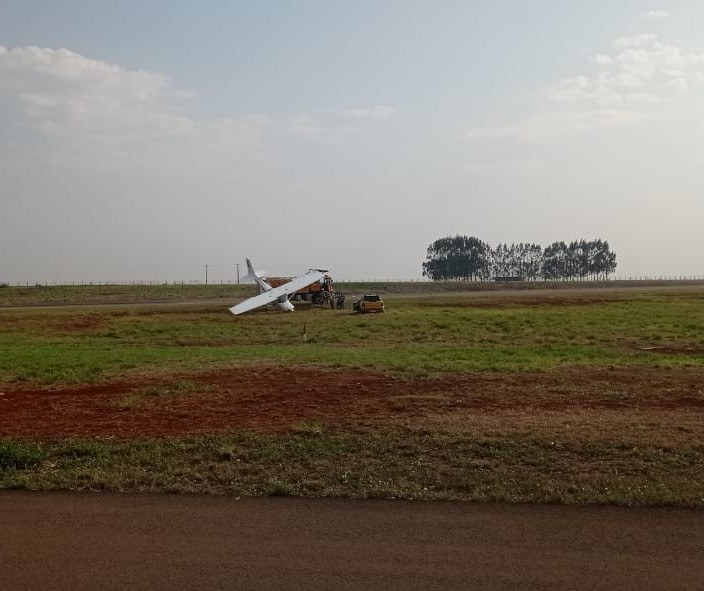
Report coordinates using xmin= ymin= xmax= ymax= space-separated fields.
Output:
xmin=1 ymin=366 xmax=703 ymax=440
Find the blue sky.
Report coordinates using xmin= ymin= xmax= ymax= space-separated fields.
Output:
xmin=1 ymin=2 xmax=703 ymax=282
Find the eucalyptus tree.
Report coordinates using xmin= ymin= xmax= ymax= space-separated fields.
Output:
xmin=589 ymin=239 xmax=617 ymax=279
xmin=541 ymin=241 xmax=570 ymax=280
xmin=422 ymin=235 xmax=492 ymax=281
xmin=425 ymin=235 xmax=616 ymax=281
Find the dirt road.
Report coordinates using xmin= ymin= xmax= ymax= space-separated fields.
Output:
xmin=2 ymin=492 xmax=703 ymax=590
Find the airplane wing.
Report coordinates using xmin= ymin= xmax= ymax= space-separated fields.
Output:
xmin=229 ymin=270 xmax=325 ymax=315
xmin=229 ymin=290 xmax=280 ymax=315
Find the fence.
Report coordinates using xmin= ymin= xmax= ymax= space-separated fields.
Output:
xmin=3 ymin=276 xmax=704 ymax=288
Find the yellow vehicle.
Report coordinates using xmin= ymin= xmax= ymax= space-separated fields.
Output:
xmin=353 ymin=294 xmax=385 ymax=314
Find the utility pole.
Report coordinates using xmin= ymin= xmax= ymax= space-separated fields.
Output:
xmin=236 ymin=263 xmax=240 ymax=285
xmin=204 ymin=264 xmax=209 ymax=285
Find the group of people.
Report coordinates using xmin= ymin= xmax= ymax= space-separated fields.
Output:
xmin=325 ymin=292 xmax=346 ymax=310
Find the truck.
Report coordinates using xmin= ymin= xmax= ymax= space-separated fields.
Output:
xmin=353 ymin=293 xmax=385 ymax=314
xmin=260 ymin=274 xmax=334 ymax=305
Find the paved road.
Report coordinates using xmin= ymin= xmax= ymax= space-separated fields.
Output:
xmin=2 ymin=493 xmax=703 ymax=590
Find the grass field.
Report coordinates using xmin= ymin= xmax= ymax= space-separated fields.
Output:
xmin=1 ymin=283 xmax=703 ymax=506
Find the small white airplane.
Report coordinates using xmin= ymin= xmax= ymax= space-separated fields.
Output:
xmin=229 ymin=259 xmax=328 ymax=315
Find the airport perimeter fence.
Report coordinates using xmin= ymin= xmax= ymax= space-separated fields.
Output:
xmin=3 ymin=275 xmax=704 ymax=288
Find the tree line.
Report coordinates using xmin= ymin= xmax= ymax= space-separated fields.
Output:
xmin=422 ymin=236 xmax=617 ymax=281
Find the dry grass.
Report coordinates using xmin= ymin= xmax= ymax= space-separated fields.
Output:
xmin=418 ymin=408 xmax=704 ymax=448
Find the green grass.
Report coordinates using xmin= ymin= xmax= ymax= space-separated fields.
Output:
xmin=0 ymin=284 xmax=253 ymax=307
xmin=0 ymin=440 xmax=45 ymax=471
xmin=0 ymin=289 xmax=702 ymax=383
xmin=1 ymin=285 xmax=704 ymax=506
xmin=1 ymin=429 xmax=702 ymax=506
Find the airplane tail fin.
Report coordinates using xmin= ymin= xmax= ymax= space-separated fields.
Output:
xmin=242 ymin=258 xmax=271 ymax=292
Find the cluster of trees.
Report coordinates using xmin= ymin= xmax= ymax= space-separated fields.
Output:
xmin=422 ymin=236 xmax=617 ymax=281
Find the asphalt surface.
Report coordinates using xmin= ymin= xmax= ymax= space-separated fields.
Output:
xmin=2 ymin=492 xmax=703 ymax=590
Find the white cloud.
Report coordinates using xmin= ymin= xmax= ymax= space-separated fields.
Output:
xmin=468 ymin=33 xmax=704 ymax=144
xmin=467 ymin=109 xmax=644 ymax=143
xmin=667 ymin=77 xmax=689 ymax=92
xmin=546 ymin=75 xmax=623 ymax=104
xmin=593 ymin=54 xmax=613 ymax=66
xmin=337 ymin=105 xmax=395 ymax=120
xmin=0 ymin=46 xmax=393 ymax=173
xmin=625 ymin=92 xmax=662 ymax=103
xmin=0 ymin=46 xmax=227 ymax=172
xmin=250 ymin=105 xmax=393 ymax=146
xmin=615 ymin=40 xmax=704 ymax=87
xmin=463 ymin=158 xmax=546 ymax=177
xmin=613 ymin=34 xmax=659 ymax=49
xmin=641 ymin=10 xmax=670 ymax=20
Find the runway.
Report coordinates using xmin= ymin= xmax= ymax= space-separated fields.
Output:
xmin=2 ymin=492 xmax=703 ymax=589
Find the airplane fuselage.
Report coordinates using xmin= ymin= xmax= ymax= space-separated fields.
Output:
xmin=276 ymin=297 xmax=295 ymax=312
